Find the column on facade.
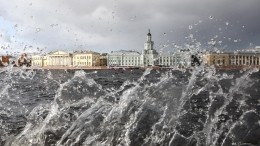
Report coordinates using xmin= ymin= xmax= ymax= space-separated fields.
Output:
xmin=244 ymin=56 xmax=245 ymax=65
xmin=240 ymin=55 xmax=242 ymax=65
xmin=121 ymin=55 xmax=123 ymax=66
xmin=55 ymin=56 xmax=57 ymax=66
xmin=241 ymin=56 xmax=243 ymax=65
xmin=54 ymin=56 xmax=56 ymax=66
xmin=244 ymin=56 xmax=246 ymax=65
xmin=238 ymin=56 xmax=240 ymax=65
xmin=68 ymin=56 xmax=70 ymax=66
xmin=238 ymin=55 xmax=241 ymax=65
xmin=242 ymin=55 xmax=244 ymax=65
xmin=52 ymin=56 xmax=54 ymax=66
xmin=50 ymin=56 xmax=52 ymax=66
xmin=252 ymin=56 xmax=254 ymax=65
xmin=61 ymin=56 xmax=64 ymax=66
xmin=60 ymin=56 xmax=62 ymax=66
xmin=65 ymin=56 xmax=67 ymax=66
xmin=61 ymin=56 xmax=63 ymax=66
xmin=249 ymin=55 xmax=251 ymax=65
xmin=240 ymin=56 xmax=243 ymax=65
xmin=57 ymin=56 xmax=58 ymax=66
xmin=56 ymin=56 xmax=58 ymax=66
xmin=61 ymin=56 xmax=62 ymax=66
xmin=58 ymin=56 xmax=60 ymax=66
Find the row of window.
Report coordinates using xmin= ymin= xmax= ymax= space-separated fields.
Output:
xmin=110 ymin=63 xmax=140 ymax=66
xmin=212 ymin=60 xmax=226 ymax=65
xmin=211 ymin=59 xmax=260 ymax=65
xmin=159 ymin=56 xmax=181 ymax=59
xmin=231 ymin=60 xmax=260 ymax=65
xmin=231 ymin=56 xmax=260 ymax=60
xmin=109 ymin=60 xmax=141 ymax=62
xmin=159 ymin=59 xmax=182 ymax=63
xmin=74 ymin=62 xmax=93 ymax=65
xmin=33 ymin=62 xmax=42 ymax=66
xmin=109 ymin=58 xmax=141 ymax=61
xmin=76 ymin=56 xmax=92 ymax=59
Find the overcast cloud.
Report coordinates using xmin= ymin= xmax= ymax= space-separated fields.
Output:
xmin=0 ymin=0 xmax=260 ymax=55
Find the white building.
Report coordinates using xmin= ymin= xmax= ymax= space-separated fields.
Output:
xmin=107 ymin=50 xmax=141 ymax=67
xmin=46 ymin=51 xmax=73 ymax=66
xmin=159 ymin=49 xmax=192 ymax=67
xmin=107 ymin=29 xmax=159 ymax=67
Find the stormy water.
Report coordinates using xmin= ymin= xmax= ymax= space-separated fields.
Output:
xmin=0 ymin=66 xmax=259 ymax=146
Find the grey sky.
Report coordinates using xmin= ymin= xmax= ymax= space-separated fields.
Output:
xmin=0 ymin=0 xmax=259 ymax=54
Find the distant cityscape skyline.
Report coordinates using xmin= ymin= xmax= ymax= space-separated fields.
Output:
xmin=0 ymin=0 xmax=260 ymax=55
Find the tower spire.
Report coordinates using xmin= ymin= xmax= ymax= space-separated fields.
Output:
xmin=145 ymin=29 xmax=153 ymax=50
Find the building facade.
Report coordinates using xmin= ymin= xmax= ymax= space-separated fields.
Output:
xmin=203 ymin=52 xmax=230 ymax=66
xmin=99 ymin=53 xmax=108 ymax=66
xmin=31 ymin=50 xmax=105 ymax=67
xmin=46 ymin=51 xmax=73 ymax=66
xmin=72 ymin=51 xmax=101 ymax=67
xmin=159 ymin=50 xmax=192 ymax=67
xmin=107 ymin=50 xmax=142 ymax=67
xmin=229 ymin=52 xmax=260 ymax=66
xmin=31 ymin=54 xmax=44 ymax=67
xmin=203 ymin=51 xmax=260 ymax=67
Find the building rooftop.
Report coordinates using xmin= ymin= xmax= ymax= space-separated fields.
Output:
xmin=73 ymin=50 xmax=100 ymax=54
xmin=110 ymin=50 xmax=141 ymax=55
xmin=205 ymin=51 xmax=260 ymax=55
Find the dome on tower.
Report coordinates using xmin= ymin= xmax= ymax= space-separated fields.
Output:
xmin=147 ymin=29 xmax=151 ymax=36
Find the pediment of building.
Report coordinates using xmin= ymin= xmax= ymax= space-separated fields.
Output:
xmin=49 ymin=51 xmax=69 ymax=55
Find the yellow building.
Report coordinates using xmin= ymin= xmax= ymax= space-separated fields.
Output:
xmin=43 ymin=56 xmax=48 ymax=67
xmin=73 ymin=51 xmax=101 ymax=67
xmin=203 ymin=51 xmax=260 ymax=67
xmin=31 ymin=54 xmax=44 ymax=67
xmin=229 ymin=52 xmax=260 ymax=66
xmin=203 ymin=52 xmax=230 ymax=66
